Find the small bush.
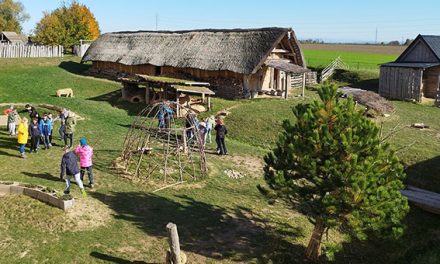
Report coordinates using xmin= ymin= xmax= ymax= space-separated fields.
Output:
xmin=331 ymin=69 xmax=361 ymax=83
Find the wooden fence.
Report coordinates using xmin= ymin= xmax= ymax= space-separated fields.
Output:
xmin=0 ymin=44 xmax=64 ymax=58
xmin=291 ymin=72 xmax=318 ymax=88
xmin=320 ymin=56 xmax=348 ymax=82
xmin=73 ymin=44 xmax=91 ymax=57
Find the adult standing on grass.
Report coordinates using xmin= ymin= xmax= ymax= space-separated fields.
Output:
xmin=214 ymin=117 xmax=228 ymax=155
xmin=75 ymin=138 xmax=94 ymax=188
xmin=24 ymin=104 xmax=40 ymax=121
xmin=60 ymin=146 xmax=87 ymax=197
xmin=28 ymin=118 xmax=41 ymax=153
xmin=17 ymin=118 xmax=29 ymax=159
xmin=64 ymin=112 xmax=76 ymax=148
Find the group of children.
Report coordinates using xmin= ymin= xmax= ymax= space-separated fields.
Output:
xmin=187 ymin=113 xmax=228 ymax=155
xmin=4 ymin=104 xmax=94 ymax=196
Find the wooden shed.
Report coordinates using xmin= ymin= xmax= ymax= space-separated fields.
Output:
xmin=82 ymin=28 xmax=309 ymax=99
xmin=379 ymin=35 xmax=440 ymax=105
xmin=0 ymin=31 xmax=27 ymax=44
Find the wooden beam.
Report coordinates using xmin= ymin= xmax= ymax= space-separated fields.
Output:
xmin=302 ymin=73 xmax=306 ymax=97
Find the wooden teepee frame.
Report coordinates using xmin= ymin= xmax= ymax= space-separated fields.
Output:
xmin=121 ymin=101 xmax=207 ymax=183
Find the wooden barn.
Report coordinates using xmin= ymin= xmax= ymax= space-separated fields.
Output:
xmin=0 ymin=31 xmax=27 ymax=44
xmin=379 ymin=35 xmax=440 ymax=105
xmin=82 ymin=28 xmax=309 ymax=99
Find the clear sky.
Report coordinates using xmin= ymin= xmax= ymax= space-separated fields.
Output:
xmin=20 ymin=0 xmax=440 ymax=43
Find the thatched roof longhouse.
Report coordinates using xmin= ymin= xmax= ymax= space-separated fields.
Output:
xmin=82 ymin=28 xmax=305 ymax=75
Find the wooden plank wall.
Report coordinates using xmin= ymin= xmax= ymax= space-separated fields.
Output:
xmin=379 ymin=66 xmax=423 ymax=101
xmin=0 ymin=44 xmax=63 ymax=58
xmin=422 ymin=66 xmax=440 ymax=99
xmin=291 ymin=72 xmax=317 ymax=88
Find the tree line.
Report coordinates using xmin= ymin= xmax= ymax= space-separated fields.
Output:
xmin=0 ymin=0 xmax=99 ymax=50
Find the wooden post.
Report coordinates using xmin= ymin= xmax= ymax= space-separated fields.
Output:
xmin=202 ymin=93 xmax=205 ymax=103
xmin=207 ymin=96 xmax=211 ymax=111
xmin=176 ymin=90 xmax=180 ymax=117
xmin=182 ymin=128 xmax=188 ymax=154
xmin=166 ymin=222 xmax=181 ymax=264
xmin=302 ymin=73 xmax=306 ymax=97
xmin=145 ymin=86 xmax=150 ymax=104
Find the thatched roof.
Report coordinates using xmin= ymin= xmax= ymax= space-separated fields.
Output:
xmin=265 ymin=59 xmax=310 ymax=74
xmin=82 ymin=28 xmax=305 ymax=75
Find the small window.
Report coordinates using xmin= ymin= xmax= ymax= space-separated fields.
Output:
xmin=155 ymin=66 xmax=161 ymax=76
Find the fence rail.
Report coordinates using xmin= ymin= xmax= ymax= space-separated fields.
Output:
xmin=291 ymin=72 xmax=318 ymax=88
xmin=0 ymin=44 xmax=64 ymax=58
xmin=320 ymin=56 xmax=348 ymax=82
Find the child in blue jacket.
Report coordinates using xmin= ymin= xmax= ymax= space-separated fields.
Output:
xmin=39 ymin=113 xmax=52 ymax=149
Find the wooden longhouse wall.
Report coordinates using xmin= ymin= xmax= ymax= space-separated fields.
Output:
xmin=379 ymin=66 xmax=423 ymax=101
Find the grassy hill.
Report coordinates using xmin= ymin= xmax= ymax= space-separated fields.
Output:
xmin=0 ymin=56 xmax=439 ymax=263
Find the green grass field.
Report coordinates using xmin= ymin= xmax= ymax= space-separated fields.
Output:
xmin=0 ymin=56 xmax=439 ymax=263
xmin=303 ymin=49 xmax=398 ymax=70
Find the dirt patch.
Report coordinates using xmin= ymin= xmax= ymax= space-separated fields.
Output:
xmin=64 ymin=196 xmax=113 ymax=231
xmin=302 ymin=43 xmax=405 ymax=55
xmin=222 ymin=155 xmax=264 ymax=178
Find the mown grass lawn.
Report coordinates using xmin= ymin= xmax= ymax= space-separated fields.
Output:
xmin=0 ymin=56 xmax=439 ymax=263
xmin=303 ymin=49 xmax=398 ymax=70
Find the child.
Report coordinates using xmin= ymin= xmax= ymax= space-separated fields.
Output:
xmin=17 ymin=118 xmax=29 ymax=158
xmin=64 ymin=112 xmax=76 ymax=148
xmin=55 ymin=109 xmax=67 ymax=140
xmin=39 ymin=113 xmax=52 ymax=149
xmin=7 ymin=107 xmax=18 ymax=136
xmin=75 ymin=138 xmax=94 ymax=188
xmin=60 ymin=146 xmax=87 ymax=196
xmin=47 ymin=113 xmax=54 ymax=145
xmin=198 ymin=122 xmax=207 ymax=147
xmin=214 ymin=118 xmax=228 ymax=155
xmin=28 ymin=117 xmax=41 ymax=153
xmin=3 ymin=105 xmax=13 ymax=133
xmin=204 ymin=115 xmax=215 ymax=144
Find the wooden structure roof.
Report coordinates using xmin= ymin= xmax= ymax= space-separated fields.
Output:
xmin=395 ymin=34 xmax=440 ymax=63
xmin=171 ymin=85 xmax=215 ymax=95
xmin=0 ymin=32 xmax=26 ymax=44
xmin=265 ymin=59 xmax=310 ymax=74
xmin=82 ymin=28 xmax=305 ymax=75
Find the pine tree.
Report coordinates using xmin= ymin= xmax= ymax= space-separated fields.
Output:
xmin=262 ymin=83 xmax=409 ymax=261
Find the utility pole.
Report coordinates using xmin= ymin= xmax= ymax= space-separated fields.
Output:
xmin=375 ymin=27 xmax=378 ymax=44
xmin=155 ymin=13 xmax=159 ymax=31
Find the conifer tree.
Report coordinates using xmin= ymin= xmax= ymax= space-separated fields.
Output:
xmin=262 ymin=83 xmax=409 ymax=261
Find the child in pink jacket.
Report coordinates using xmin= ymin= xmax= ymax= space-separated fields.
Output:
xmin=75 ymin=138 xmax=94 ymax=188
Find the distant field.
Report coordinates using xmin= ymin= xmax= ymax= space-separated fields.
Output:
xmin=301 ymin=44 xmax=406 ymax=55
xmin=303 ymin=49 xmax=399 ymax=70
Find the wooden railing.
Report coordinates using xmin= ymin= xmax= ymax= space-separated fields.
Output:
xmin=320 ymin=56 xmax=348 ymax=82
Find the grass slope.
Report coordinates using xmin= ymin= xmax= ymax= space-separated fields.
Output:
xmin=0 ymin=57 xmax=439 ymax=263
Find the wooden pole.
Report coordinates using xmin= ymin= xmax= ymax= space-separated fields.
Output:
xmin=302 ymin=73 xmax=306 ymax=97
xmin=166 ymin=223 xmax=181 ymax=264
